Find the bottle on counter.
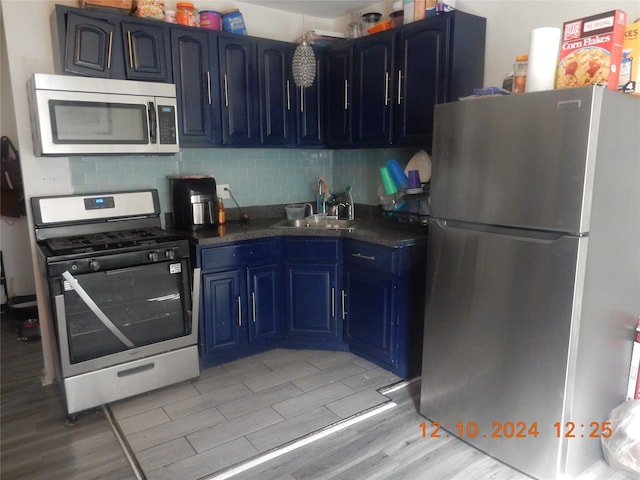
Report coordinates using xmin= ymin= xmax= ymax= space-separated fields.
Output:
xmin=513 ymin=54 xmax=528 ymax=93
xmin=217 ymin=196 xmax=226 ymax=225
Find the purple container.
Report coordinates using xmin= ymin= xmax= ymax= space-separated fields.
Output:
xmin=199 ymin=10 xmax=221 ymax=30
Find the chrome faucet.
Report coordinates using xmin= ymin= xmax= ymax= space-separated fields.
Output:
xmin=336 ymin=203 xmax=348 ymax=219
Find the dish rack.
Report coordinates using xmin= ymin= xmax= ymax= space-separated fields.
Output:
xmin=382 ymin=183 xmax=430 ymax=226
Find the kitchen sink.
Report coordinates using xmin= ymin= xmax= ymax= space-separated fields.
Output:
xmin=271 ymin=217 xmax=357 ymax=231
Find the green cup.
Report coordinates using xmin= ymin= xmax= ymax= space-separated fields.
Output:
xmin=380 ymin=166 xmax=398 ymax=195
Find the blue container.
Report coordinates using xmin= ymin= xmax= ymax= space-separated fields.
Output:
xmin=221 ymin=9 xmax=247 ymax=35
xmin=387 ymin=159 xmax=408 ymax=190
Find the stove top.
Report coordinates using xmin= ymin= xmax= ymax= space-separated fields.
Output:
xmin=44 ymin=227 xmax=183 ymax=256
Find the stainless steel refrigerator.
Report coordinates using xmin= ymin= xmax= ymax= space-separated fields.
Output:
xmin=420 ymin=86 xmax=640 ymax=480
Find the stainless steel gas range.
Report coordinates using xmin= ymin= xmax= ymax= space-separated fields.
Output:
xmin=32 ymin=190 xmax=200 ymax=415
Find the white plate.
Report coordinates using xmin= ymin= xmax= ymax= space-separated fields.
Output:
xmin=405 ymin=150 xmax=432 ymax=182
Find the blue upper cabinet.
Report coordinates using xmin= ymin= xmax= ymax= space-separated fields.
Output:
xmin=61 ymin=10 xmax=123 ymax=78
xmin=257 ymin=38 xmax=295 ymax=146
xmin=54 ymin=6 xmax=484 ymax=150
xmin=353 ymin=29 xmax=396 ymax=146
xmin=171 ymin=27 xmax=222 ymax=146
xmin=122 ymin=20 xmax=172 ymax=82
xmin=324 ymin=43 xmax=353 ymax=147
xmin=393 ymin=12 xmax=486 ymax=147
xmin=57 ymin=6 xmax=173 ymax=82
xmin=218 ymin=34 xmax=259 ymax=146
xmin=327 ymin=11 xmax=486 ymax=149
xmin=294 ymin=46 xmax=325 ymax=147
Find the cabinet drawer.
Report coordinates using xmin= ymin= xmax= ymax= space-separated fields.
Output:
xmin=200 ymin=239 xmax=280 ymax=271
xmin=344 ymin=240 xmax=395 ymax=273
xmin=283 ymin=237 xmax=340 ymax=262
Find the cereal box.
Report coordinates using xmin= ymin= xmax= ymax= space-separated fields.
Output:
xmin=620 ymin=21 xmax=640 ymax=95
xmin=556 ymin=10 xmax=627 ymax=90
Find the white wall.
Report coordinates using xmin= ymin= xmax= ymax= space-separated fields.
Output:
xmin=1 ymin=5 xmax=35 ymax=300
xmin=457 ymin=1 xmax=640 ymax=88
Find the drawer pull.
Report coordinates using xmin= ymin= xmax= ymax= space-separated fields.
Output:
xmin=117 ymin=363 xmax=154 ymax=377
xmin=352 ymin=253 xmax=375 ymax=261
xmin=237 ymin=296 xmax=242 ymax=327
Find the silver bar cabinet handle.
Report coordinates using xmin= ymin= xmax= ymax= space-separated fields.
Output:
xmin=224 ymin=74 xmax=229 ymax=107
xmin=251 ymin=292 xmax=256 ymax=323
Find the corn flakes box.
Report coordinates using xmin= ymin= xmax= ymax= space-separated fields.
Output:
xmin=556 ymin=10 xmax=627 ymax=90
xmin=620 ymin=21 xmax=640 ymax=95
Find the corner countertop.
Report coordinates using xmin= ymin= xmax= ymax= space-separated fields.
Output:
xmin=169 ymin=217 xmax=428 ymax=248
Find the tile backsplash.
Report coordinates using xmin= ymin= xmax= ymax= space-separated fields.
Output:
xmin=69 ymin=147 xmax=419 ymax=219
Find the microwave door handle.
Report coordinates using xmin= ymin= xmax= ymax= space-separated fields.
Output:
xmin=148 ymin=102 xmax=157 ymax=144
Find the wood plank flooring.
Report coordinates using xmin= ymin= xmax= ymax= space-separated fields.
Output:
xmin=1 ymin=310 xmax=634 ymax=480
xmin=0 ymin=312 xmax=134 ymax=480
xmin=108 ymin=348 xmax=401 ymax=479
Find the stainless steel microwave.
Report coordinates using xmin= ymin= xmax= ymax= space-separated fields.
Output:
xmin=27 ymin=73 xmax=179 ymax=156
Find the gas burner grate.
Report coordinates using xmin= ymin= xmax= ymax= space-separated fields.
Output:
xmin=45 ymin=228 xmax=180 ymax=255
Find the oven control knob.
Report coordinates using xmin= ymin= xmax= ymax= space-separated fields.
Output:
xmin=148 ymin=251 xmax=159 ymax=262
xmin=89 ymin=259 xmax=100 ymax=271
xmin=165 ymin=249 xmax=175 ymax=260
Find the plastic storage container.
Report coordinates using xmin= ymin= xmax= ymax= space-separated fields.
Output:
xmin=199 ymin=10 xmax=221 ymax=30
xmin=221 ymin=9 xmax=247 ymax=34
xmin=285 ymin=204 xmax=310 ymax=220
xmin=176 ymin=2 xmax=197 ymax=26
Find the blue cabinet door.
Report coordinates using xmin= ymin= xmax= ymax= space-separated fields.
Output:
xmin=219 ymin=35 xmax=258 ymax=146
xmin=63 ymin=11 xmax=121 ymax=78
xmin=257 ymin=39 xmax=294 ymax=146
xmin=122 ymin=20 xmax=172 ymax=82
xmin=247 ymin=263 xmax=283 ymax=345
xmin=171 ymin=27 xmax=221 ymax=146
xmin=324 ymin=44 xmax=353 ymax=147
xmin=353 ymin=29 xmax=395 ymax=146
xmin=285 ymin=263 xmax=340 ymax=347
xmin=344 ymin=264 xmax=395 ymax=365
xmin=295 ymin=47 xmax=324 ymax=147
xmin=201 ymin=270 xmax=244 ymax=357
xmin=393 ymin=21 xmax=445 ymax=146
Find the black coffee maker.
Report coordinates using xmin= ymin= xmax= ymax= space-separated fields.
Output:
xmin=170 ymin=177 xmax=218 ymax=230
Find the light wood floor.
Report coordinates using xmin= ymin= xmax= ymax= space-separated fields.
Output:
xmin=1 ymin=311 xmax=633 ymax=480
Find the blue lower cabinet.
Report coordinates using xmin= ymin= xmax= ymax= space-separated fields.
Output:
xmin=343 ymin=238 xmax=427 ymax=378
xmin=247 ymin=263 xmax=283 ymax=346
xmin=197 ymin=239 xmax=283 ymax=366
xmin=344 ymin=265 xmax=395 ymax=365
xmin=197 ymin=235 xmax=426 ymax=375
xmin=282 ymin=237 xmax=346 ymax=350
xmin=201 ymin=269 xmax=245 ymax=359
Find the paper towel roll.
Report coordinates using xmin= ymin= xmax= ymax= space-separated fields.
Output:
xmin=525 ymin=27 xmax=561 ymax=92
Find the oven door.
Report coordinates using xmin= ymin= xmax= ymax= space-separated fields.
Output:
xmin=51 ymin=257 xmax=197 ymax=377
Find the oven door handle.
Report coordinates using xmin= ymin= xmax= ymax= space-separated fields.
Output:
xmin=62 ymin=271 xmax=135 ymax=348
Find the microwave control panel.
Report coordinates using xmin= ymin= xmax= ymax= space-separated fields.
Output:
xmin=158 ymin=105 xmax=177 ymax=145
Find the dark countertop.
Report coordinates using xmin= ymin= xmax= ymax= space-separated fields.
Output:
xmin=170 ymin=217 xmax=428 ymax=248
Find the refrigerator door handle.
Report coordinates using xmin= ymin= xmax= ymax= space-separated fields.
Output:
xmin=434 ymin=218 xmax=582 ymax=242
